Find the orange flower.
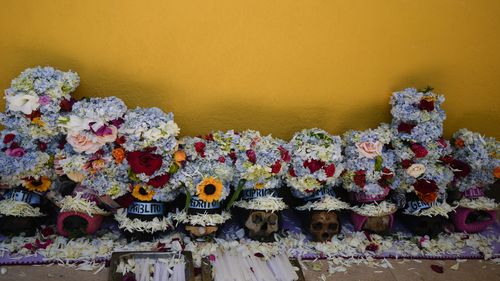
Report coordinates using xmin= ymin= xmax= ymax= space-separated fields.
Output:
xmin=31 ymin=117 xmax=46 ymax=127
xmin=255 ymin=183 xmax=264 ymax=190
xmin=416 ymin=191 xmax=438 ymax=204
xmin=91 ymin=159 xmax=106 ymax=171
xmin=24 ymin=177 xmax=51 ymax=192
xmin=174 ymin=150 xmax=187 ymax=166
xmin=494 ymin=166 xmax=500 ymax=179
xmin=455 ymin=138 xmax=465 ymax=148
xmin=112 ymin=148 xmax=125 ymax=164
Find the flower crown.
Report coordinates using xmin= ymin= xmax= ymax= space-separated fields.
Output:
xmin=286 ymin=128 xmax=343 ymax=197
xmin=0 ymin=67 xmax=79 ymax=140
xmin=234 ymin=130 xmax=290 ymax=191
xmin=172 ymin=136 xmax=235 ymax=203
xmin=341 ymin=124 xmax=396 ymax=195
xmin=390 ymin=87 xmax=446 ymax=143
xmin=118 ymin=107 xmax=181 ymax=203
xmin=0 ymin=130 xmax=54 ymax=192
xmin=58 ymin=97 xmax=127 ymax=154
xmin=450 ymin=129 xmax=500 ymax=192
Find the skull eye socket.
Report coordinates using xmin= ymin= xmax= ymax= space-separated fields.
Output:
xmin=328 ymin=223 xmax=338 ymax=230
xmin=312 ymin=222 xmax=323 ymax=231
xmin=268 ymin=214 xmax=278 ymax=225
xmin=252 ymin=213 xmax=263 ymax=224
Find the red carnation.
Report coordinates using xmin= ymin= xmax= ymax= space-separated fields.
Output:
xmin=218 ymin=156 xmax=226 ymax=163
xmin=246 ymin=149 xmax=257 ymax=164
xmin=413 ymin=179 xmax=438 ymax=203
xmin=3 ymin=134 xmax=15 ymax=144
xmin=229 ymin=150 xmax=237 ymax=163
xmin=278 ymin=146 xmax=291 ymax=162
xmin=450 ymin=159 xmax=471 ymax=178
xmin=148 ymin=174 xmax=170 ymax=188
xmin=116 ymin=136 xmax=126 ymax=145
xmin=303 ymin=159 xmax=325 ymax=173
xmin=353 ymin=170 xmax=366 ymax=188
xmin=418 ymin=99 xmax=435 ymax=111
xmin=401 ymin=159 xmax=414 ymax=169
xmin=289 ymin=168 xmax=297 ymax=177
xmin=271 ymin=160 xmax=282 ymax=174
xmin=59 ymin=98 xmax=75 ymax=112
xmin=397 ymin=122 xmax=416 ymax=134
xmin=324 ymin=164 xmax=336 ymax=177
xmin=437 ymin=137 xmax=448 ymax=148
xmin=411 ymin=143 xmax=428 ymax=158
xmin=127 ymin=151 xmax=163 ymax=176
xmin=194 ymin=141 xmax=206 ymax=157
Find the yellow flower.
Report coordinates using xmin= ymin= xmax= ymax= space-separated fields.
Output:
xmin=196 ymin=177 xmax=223 ymax=203
xmin=174 ymin=150 xmax=187 ymax=166
xmin=24 ymin=177 xmax=51 ymax=192
xmin=131 ymin=185 xmax=155 ymax=201
xmin=31 ymin=117 xmax=46 ymax=127
xmin=255 ymin=183 xmax=264 ymax=189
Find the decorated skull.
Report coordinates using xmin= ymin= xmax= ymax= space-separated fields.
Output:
xmin=244 ymin=211 xmax=279 ymax=241
xmin=309 ymin=211 xmax=340 ymax=242
xmin=185 ymin=225 xmax=218 ymax=238
xmin=363 ymin=215 xmax=392 ymax=234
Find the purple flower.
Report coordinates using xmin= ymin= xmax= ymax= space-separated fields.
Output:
xmin=39 ymin=95 xmax=52 ymax=106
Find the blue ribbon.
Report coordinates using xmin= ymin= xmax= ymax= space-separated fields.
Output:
xmin=241 ymin=188 xmax=279 ymax=200
xmin=303 ymin=187 xmax=336 ymax=202
xmin=4 ymin=189 xmax=41 ymax=205
xmin=127 ymin=202 xmax=165 ymax=215
xmin=189 ymin=196 xmax=221 ymax=210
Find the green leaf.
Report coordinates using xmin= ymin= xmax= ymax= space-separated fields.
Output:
xmin=169 ymin=163 xmax=179 ymax=174
xmin=184 ymin=185 xmax=191 ymax=211
xmin=375 ymin=155 xmax=383 ymax=171
xmin=225 ymin=179 xmax=246 ymax=210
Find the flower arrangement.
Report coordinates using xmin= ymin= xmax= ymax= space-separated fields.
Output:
xmin=341 ymin=124 xmax=396 ymax=196
xmin=285 ymin=128 xmax=344 ymax=197
xmin=0 ymin=67 xmax=79 ymax=140
xmin=231 ymin=130 xmax=290 ymax=211
xmin=390 ymin=87 xmax=446 ymax=143
xmin=171 ymin=134 xmax=236 ymax=227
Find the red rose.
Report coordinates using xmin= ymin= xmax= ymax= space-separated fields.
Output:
xmin=278 ymin=146 xmax=291 ymax=162
xmin=271 ymin=160 xmax=282 ymax=174
xmin=418 ymin=99 xmax=435 ymax=111
xmin=218 ymin=156 xmax=226 ymax=163
xmin=194 ymin=141 xmax=206 ymax=157
xmin=324 ymin=164 xmax=336 ymax=177
xmin=289 ymin=168 xmax=297 ymax=177
xmin=413 ymin=179 xmax=438 ymax=203
xmin=37 ymin=141 xmax=47 ymax=152
xmin=401 ymin=159 xmax=414 ymax=169
xmin=246 ymin=149 xmax=257 ymax=164
xmin=378 ymin=167 xmax=393 ymax=188
xmin=229 ymin=150 xmax=237 ymax=163
xmin=411 ymin=143 xmax=428 ymax=158
xmin=3 ymin=134 xmax=15 ymax=144
xmin=397 ymin=122 xmax=416 ymax=134
xmin=437 ymin=137 xmax=448 ymax=148
xmin=116 ymin=136 xmax=126 ymax=145
xmin=450 ymin=159 xmax=471 ymax=178
xmin=303 ymin=159 xmax=325 ymax=173
xmin=59 ymin=98 xmax=75 ymax=112
xmin=148 ymin=174 xmax=170 ymax=188
xmin=354 ymin=170 xmax=366 ymax=188
xmin=127 ymin=151 xmax=163 ymax=176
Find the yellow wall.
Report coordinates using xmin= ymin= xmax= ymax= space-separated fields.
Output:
xmin=1 ymin=0 xmax=499 ymax=139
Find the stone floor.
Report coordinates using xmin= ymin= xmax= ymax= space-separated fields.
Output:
xmin=0 ymin=259 xmax=498 ymax=281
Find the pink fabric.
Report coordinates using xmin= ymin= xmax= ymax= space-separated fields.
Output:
xmin=56 ymin=211 xmax=104 ymax=237
xmin=451 ymin=207 xmax=496 ymax=233
xmin=351 ymin=187 xmax=390 ymax=203
xmin=350 ymin=211 xmax=394 ymax=232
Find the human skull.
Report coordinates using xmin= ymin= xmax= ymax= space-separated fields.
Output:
xmin=185 ymin=225 xmax=218 ymax=238
xmin=308 ymin=211 xmax=339 ymax=242
xmin=244 ymin=211 xmax=279 ymax=241
xmin=363 ymin=215 xmax=391 ymax=234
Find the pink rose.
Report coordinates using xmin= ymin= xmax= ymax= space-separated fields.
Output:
xmin=67 ymin=132 xmax=103 ymax=154
xmin=95 ymin=125 xmax=118 ymax=144
xmin=6 ymin=147 xmax=25 ymax=157
xmin=356 ymin=141 xmax=383 ymax=159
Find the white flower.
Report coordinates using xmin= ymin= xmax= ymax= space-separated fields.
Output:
xmin=143 ymin=127 xmax=163 ymax=141
xmin=62 ymin=115 xmax=91 ymax=132
xmin=406 ymin=163 xmax=426 ymax=178
xmin=356 ymin=141 xmax=383 ymax=159
xmin=6 ymin=93 xmax=40 ymax=114
xmin=164 ymin=120 xmax=180 ymax=137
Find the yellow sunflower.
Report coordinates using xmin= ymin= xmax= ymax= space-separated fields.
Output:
xmin=196 ymin=177 xmax=223 ymax=203
xmin=131 ymin=185 xmax=155 ymax=201
xmin=24 ymin=177 xmax=51 ymax=192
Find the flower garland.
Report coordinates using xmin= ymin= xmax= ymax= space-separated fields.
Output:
xmin=0 ymin=199 xmax=45 ymax=217
xmin=114 ymin=208 xmax=174 ymax=233
xmin=286 ymin=128 xmax=344 ymax=197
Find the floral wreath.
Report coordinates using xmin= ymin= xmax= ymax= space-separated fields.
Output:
xmin=0 ymin=67 xmax=79 ymax=140
xmin=390 ymin=87 xmax=446 ymax=143
xmin=285 ymin=128 xmax=344 ymax=197
xmin=341 ymin=124 xmax=396 ymax=196
xmin=231 ymin=130 xmax=290 ymax=211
